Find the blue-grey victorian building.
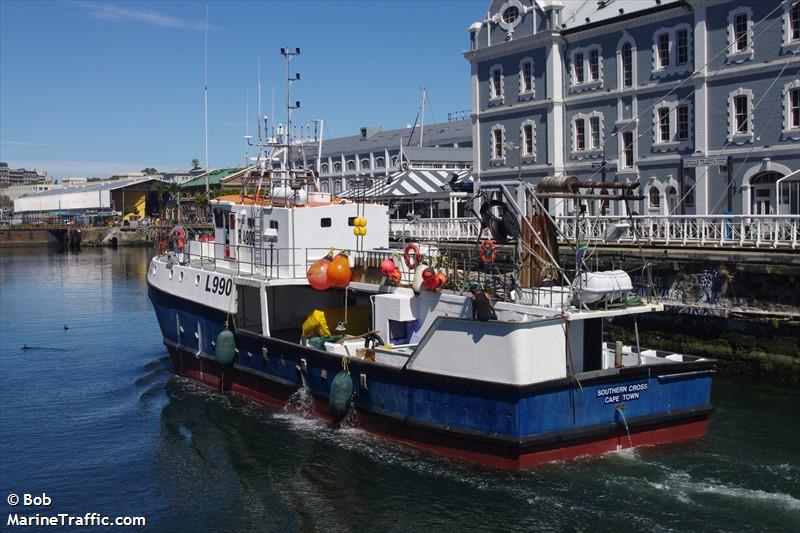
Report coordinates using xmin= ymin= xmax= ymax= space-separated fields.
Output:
xmin=465 ymin=0 xmax=800 ymax=216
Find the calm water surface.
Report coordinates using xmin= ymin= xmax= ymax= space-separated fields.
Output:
xmin=1 ymin=247 xmax=798 ymax=532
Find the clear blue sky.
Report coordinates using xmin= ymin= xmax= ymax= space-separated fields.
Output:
xmin=0 ymin=0 xmax=484 ymax=179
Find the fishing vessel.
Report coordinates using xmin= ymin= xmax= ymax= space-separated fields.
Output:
xmin=147 ymin=56 xmax=714 ymax=469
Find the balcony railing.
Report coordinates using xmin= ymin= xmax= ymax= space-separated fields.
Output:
xmin=390 ymin=215 xmax=800 ymax=249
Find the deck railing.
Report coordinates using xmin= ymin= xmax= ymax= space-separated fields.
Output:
xmin=389 ymin=215 xmax=800 ymax=249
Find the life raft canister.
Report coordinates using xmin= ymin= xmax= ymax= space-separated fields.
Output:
xmin=480 ymin=239 xmax=498 ymax=264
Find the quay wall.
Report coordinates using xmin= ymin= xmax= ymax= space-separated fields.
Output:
xmin=563 ymin=247 xmax=800 ymax=382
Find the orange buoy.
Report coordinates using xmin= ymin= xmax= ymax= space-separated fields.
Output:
xmin=327 ymin=252 xmax=352 ymax=287
xmin=306 ymin=252 xmax=333 ymax=291
xmin=388 ymin=269 xmax=402 ymax=285
xmin=380 ymin=258 xmax=397 ymax=275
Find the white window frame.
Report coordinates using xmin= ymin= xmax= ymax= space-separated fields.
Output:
xmin=490 ymin=124 xmax=506 ymax=165
xmin=728 ymin=88 xmax=755 ymax=144
xmin=346 ymin=160 xmax=356 ymax=171
xmin=570 ymin=45 xmax=603 ymax=93
xmin=727 ymin=7 xmax=754 ymax=63
xmin=519 ymin=119 xmax=536 ymax=161
xmin=518 ymin=57 xmax=535 ymax=100
xmin=651 ymin=99 xmax=692 ymax=151
xmin=617 ymin=33 xmax=636 ymax=90
xmin=782 ymin=0 xmax=800 ymax=52
xmin=651 ymin=23 xmax=693 ymax=78
xmin=360 ymin=158 xmax=370 ymax=170
xmin=489 ymin=64 xmax=504 ymax=103
xmin=321 ymin=163 xmax=329 ymax=174
xmin=333 ymin=162 xmax=342 ymax=172
xmin=497 ymin=0 xmax=524 ymax=32
xmin=782 ymin=79 xmax=800 ymax=140
xmin=589 ymin=116 xmax=601 ymax=150
xmin=375 ymin=156 xmax=385 ymax=169
xmin=676 ymin=104 xmax=690 ymax=141
xmin=617 ymin=128 xmax=637 ymax=172
xmin=571 ymin=111 xmax=603 ymax=158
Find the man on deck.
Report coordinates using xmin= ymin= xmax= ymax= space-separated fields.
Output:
xmin=469 ymin=282 xmax=496 ymax=321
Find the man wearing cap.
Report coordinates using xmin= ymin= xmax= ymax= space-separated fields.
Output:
xmin=469 ymin=282 xmax=497 ymax=321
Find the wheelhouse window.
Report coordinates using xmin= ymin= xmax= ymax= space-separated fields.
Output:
xmin=622 ymin=42 xmax=633 ymax=88
xmin=677 ymin=105 xmax=689 ymax=140
xmin=575 ymin=119 xmax=586 ymax=151
xmin=658 ymin=108 xmax=670 ymax=142
xmin=657 ymin=33 xmax=669 ymax=69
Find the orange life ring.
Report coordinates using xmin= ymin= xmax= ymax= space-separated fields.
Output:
xmin=479 ymin=239 xmax=497 ymax=264
xmin=403 ymin=243 xmax=421 ymax=270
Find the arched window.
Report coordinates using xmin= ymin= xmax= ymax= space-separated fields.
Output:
xmin=321 ymin=163 xmax=329 ymax=173
xmin=321 ymin=180 xmax=330 ymax=193
xmin=621 ymin=42 xmax=633 ymax=88
xmin=391 ymin=156 xmax=398 ymax=167
xmin=346 ymin=160 xmax=356 ymax=171
xmin=360 ymin=159 xmax=370 ymax=170
xmin=334 ymin=162 xmax=342 ymax=172
xmin=665 ymin=186 xmax=678 ymax=214
xmin=375 ymin=157 xmax=385 ymax=168
xmin=334 ymin=180 xmax=342 ymax=194
xmin=648 ymin=187 xmax=661 ymax=207
xmin=347 ymin=180 xmax=354 ymax=190
xmin=649 ymin=187 xmax=661 ymax=208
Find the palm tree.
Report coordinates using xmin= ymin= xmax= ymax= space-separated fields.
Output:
xmin=153 ymin=181 xmax=170 ymax=224
xmin=191 ymin=159 xmax=201 ymax=170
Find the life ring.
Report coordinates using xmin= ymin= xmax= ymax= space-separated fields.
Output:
xmin=403 ymin=243 xmax=421 ymax=270
xmin=479 ymin=239 xmax=497 ymax=264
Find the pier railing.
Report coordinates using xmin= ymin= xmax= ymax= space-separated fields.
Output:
xmin=389 ymin=215 xmax=800 ymax=249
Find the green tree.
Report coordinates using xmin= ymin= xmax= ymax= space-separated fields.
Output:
xmin=191 ymin=159 xmax=201 ymax=170
xmin=141 ymin=167 xmax=159 ymax=175
xmin=168 ymin=181 xmax=182 ymax=223
xmin=0 ymin=194 xmax=12 ymax=210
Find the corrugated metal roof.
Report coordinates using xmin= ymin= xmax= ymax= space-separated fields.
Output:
xmin=309 ymin=119 xmax=471 ymax=158
xmin=180 ymin=168 xmax=244 ymax=189
xmin=558 ymin=0 xmax=683 ymax=31
xmin=18 ymin=177 xmax=159 ymax=198
xmin=402 ymin=147 xmax=473 ymax=163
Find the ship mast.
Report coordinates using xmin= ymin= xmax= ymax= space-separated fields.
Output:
xmin=203 ymin=2 xmax=209 ymax=194
xmin=280 ymin=47 xmax=301 ymax=171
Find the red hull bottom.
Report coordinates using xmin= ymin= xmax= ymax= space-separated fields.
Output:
xmin=171 ymin=350 xmax=710 ymax=469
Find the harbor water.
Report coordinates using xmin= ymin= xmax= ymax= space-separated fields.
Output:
xmin=1 ymin=247 xmax=798 ymax=532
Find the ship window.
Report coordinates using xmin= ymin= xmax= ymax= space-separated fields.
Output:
xmin=228 ymin=213 xmax=236 ymax=230
xmin=269 ymin=220 xmax=279 ymax=230
xmin=320 ymin=217 xmax=332 ymax=227
xmin=213 ymin=208 xmax=223 ymax=228
xmin=347 ymin=217 xmax=356 ymax=226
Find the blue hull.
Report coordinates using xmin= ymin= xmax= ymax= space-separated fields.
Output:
xmin=149 ymin=282 xmax=715 ymax=467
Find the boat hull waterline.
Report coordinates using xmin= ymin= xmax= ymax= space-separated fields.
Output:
xmin=149 ymin=282 xmax=714 ymax=468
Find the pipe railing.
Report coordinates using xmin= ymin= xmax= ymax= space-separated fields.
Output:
xmin=389 ymin=215 xmax=800 ymax=249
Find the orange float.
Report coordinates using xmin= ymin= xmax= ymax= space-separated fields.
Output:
xmin=326 ymin=252 xmax=352 ymax=287
xmin=306 ymin=251 xmax=334 ymax=291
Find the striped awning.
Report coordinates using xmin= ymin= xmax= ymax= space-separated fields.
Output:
xmin=339 ymin=169 xmax=472 ymax=199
